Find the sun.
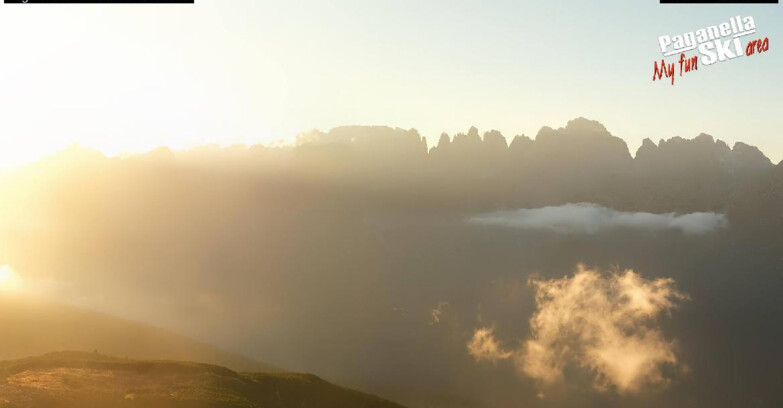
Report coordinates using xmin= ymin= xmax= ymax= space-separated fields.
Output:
xmin=0 ymin=265 xmax=23 ymax=292
xmin=0 ymin=265 xmax=11 ymax=282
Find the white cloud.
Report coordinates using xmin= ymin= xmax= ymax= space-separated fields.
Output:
xmin=470 ymin=203 xmax=727 ymax=234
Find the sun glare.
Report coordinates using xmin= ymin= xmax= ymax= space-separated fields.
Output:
xmin=0 ymin=265 xmax=23 ymax=293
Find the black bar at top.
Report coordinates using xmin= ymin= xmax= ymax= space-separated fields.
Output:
xmin=5 ymin=0 xmax=194 ymax=3
xmin=661 ymin=0 xmax=777 ymax=3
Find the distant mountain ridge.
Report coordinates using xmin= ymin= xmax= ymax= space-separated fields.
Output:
xmin=12 ymin=117 xmax=775 ymax=216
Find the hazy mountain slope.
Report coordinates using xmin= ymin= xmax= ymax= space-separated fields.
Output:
xmin=0 ymin=351 xmax=405 ymax=408
xmin=728 ymin=161 xmax=783 ymax=239
xmin=0 ymin=297 xmax=275 ymax=373
xmin=632 ymin=134 xmax=774 ymax=212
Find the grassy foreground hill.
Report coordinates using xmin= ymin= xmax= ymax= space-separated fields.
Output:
xmin=0 ymin=352 xmax=406 ymax=408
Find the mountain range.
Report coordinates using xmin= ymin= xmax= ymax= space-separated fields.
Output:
xmin=1 ymin=118 xmax=781 ymax=408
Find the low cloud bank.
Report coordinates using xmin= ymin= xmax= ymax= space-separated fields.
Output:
xmin=470 ymin=203 xmax=727 ymax=234
xmin=469 ymin=266 xmax=687 ymax=394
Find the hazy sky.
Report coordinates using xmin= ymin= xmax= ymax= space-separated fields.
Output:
xmin=1 ymin=0 xmax=781 ymax=166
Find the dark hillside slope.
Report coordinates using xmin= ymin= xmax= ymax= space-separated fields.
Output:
xmin=0 ymin=297 xmax=275 ymax=373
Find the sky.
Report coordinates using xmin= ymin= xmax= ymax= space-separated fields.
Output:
xmin=0 ymin=0 xmax=781 ymax=166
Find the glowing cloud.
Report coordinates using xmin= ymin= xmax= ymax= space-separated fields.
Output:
xmin=469 ymin=266 xmax=687 ymax=393
xmin=467 ymin=327 xmax=513 ymax=363
xmin=470 ymin=203 xmax=727 ymax=234
xmin=429 ymin=301 xmax=449 ymax=325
